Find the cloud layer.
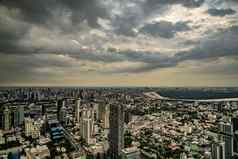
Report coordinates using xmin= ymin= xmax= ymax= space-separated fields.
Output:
xmin=0 ymin=0 xmax=238 ymax=86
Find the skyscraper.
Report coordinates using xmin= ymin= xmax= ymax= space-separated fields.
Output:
xmin=232 ymin=117 xmax=238 ymax=157
xmin=75 ymin=98 xmax=81 ymax=124
xmin=80 ymin=107 xmax=95 ymax=144
xmin=211 ymin=141 xmax=225 ymax=159
xmin=13 ymin=105 xmax=24 ymax=128
xmin=59 ymin=104 xmax=67 ymax=126
xmin=18 ymin=105 xmax=25 ymax=126
xmin=3 ymin=106 xmax=11 ymax=130
xmin=218 ymin=122 xmax=233 ymax=159
xmin=109 ymin=103 xmax=125 ymax=159
xmin=81 ymin=117 xmax=94 ymax=145
xmin=99 ymin=103 xmax=110 ymax=129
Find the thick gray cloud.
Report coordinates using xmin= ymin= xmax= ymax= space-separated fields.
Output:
xmin=140 ymin=21 xmax=191 ymax=38
xmin=0 ymin=0 xmax=107 ymax=27
xmin=175 ymin=25 xmax=238 ymax=62
xmin=0 ymin=0 xmax=238 ymax=85
xmin=207 ymin=8 xmax=236 ymax=17
xmin=106 ymin=25 xmax=238 ymax=73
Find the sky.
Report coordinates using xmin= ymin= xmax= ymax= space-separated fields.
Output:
xmin=0 ymin=0 xmax=238 ymax=87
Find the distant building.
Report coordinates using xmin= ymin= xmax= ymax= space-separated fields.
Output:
xmin=75 ymin=98 xmax=81 ymax=123
xmin=25 ymin=145 xmax=50 ymax=159
xmin=3 ymin=106 xmax=11 ymax=130
xmin=109 ymin=103 xmax=125 ymax=159
xmin=121 ymin=147 xmax=140 ymax=159
xmin=59 ymin=104 xmax=67 ymax=126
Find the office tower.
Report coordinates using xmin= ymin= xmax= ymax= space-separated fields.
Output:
xmin=232 ymin=117 xmax=238 ymax=156
xmin=211 ymin=142 xmax=225 ymax=159
xmin=12 ymin=105 xmax=24 ymax=127
xmin=48 ymin=120 xmax=64 ymax=144
xmin=218 ymin=122 xmax=233 ymax=159
xmin=25 ymin=117 xmax=34 ymax=137
xmin=3 ymin=106 xmax=11 ymax=130
xmin=99 ymin=103 xmax=110 ymax=129
xmin=81 ymin=118 xmax=94 ymax=145
xmin=59 ymin=104 xmax=67 ymax=126
xmin=18 ymin=105 xmax=24 ymax=125
xmin=92 ymin=103 xmax=99 ymax=121
xmin=121 ymin=147 xmax=140 ymax=159
xmin=80 ymin=107 xmax=95 ymax=144
xmin=13 ymin=108 xmax=19 ymax=127
xmin=109 ymin=103 xmax=125 ymax=159
xmin=75 ymin=98 xmax=81 ymax=123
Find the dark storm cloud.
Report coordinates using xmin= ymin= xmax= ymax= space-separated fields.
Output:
xmin=140 ymin=21 xmax=191 ymax=38
xmin=0 ymin=13 xmax=30 ymax=53
xmin=0 ymin=0 xmax=108 ymax=55
xmin=207 ymin=8 xmax=236 ymax=17
xmin=0 ymin=0 xmax=107 ymax=27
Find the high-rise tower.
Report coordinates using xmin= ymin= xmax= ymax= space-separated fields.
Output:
xmin=109 ymin=103 xmax=125 ymax=159
xmin=3 ymin=106 xmax=11 ymax=130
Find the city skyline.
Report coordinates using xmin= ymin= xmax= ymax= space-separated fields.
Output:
xmin=0 ymin=0 xmax=238 ymax=86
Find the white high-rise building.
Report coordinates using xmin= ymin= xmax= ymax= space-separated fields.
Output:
xmin=24 ymin=117 xmax=41 ymax=138
xmin=80 ymin=107 xmax=95 ymax=145
xmin=81 ymin=118 xmax=94 ymax=145
xmin=75 ymin=98 xmax=81 ymax=123
xmin=25 ymin=117 xmax=34 ymax=137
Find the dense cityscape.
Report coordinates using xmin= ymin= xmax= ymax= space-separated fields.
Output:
xmin=0 ymin=87 xmax=237 ymax=159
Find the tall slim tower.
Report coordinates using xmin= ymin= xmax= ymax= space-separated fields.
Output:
xmin=18 ymin=105 xmax=24 ymax=125
xmin=3 ymin=106 xmax=11 ymax=130
xmin=109 ymin=103 xmax=125 ymax=159
xmin=59 ymin=104 xmax=67 ymax=126
xmin=232 ymin=117 xmax=238 ymax=157
xmin=218 ymin=122 xmax=233 ymax=159
xmin=99 ymin=103 xmax=110 ymax=129
xmin=211 ymin=141 xmax=225 ymax=159
xmin=75 ymin=98 xmax=81 ymax=123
